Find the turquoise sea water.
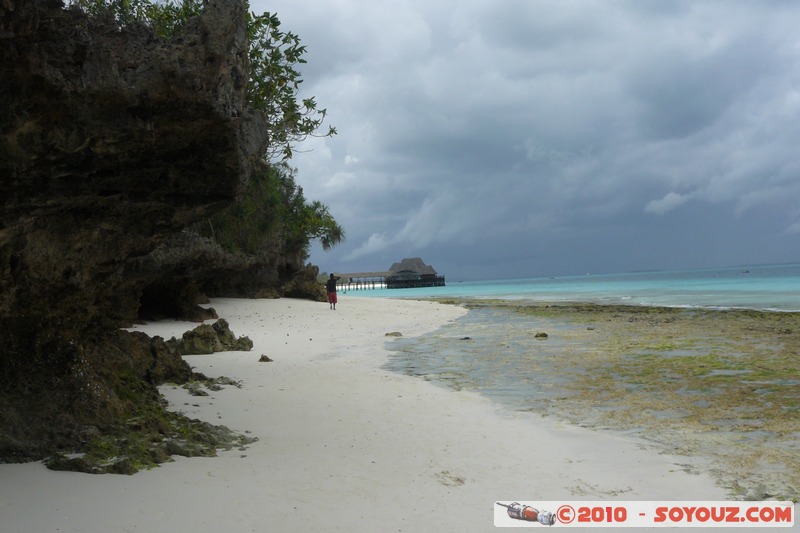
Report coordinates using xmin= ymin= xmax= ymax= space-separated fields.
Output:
xmin=349 ymin=263 xmax=800 ymax=311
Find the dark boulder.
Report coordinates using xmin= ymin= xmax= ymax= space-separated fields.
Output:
xmin=166 ymin=319 xmax=253 ymax=355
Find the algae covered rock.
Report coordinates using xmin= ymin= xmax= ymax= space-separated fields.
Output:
xmin=168 ymin=319 xmax=253 ymax=355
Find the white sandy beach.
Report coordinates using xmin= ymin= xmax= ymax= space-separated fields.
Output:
xmin=0 ymin=296 xmax=731 ymax=532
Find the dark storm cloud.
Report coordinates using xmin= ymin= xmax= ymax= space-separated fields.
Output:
xmin=252 ymin=0 xmax=800 ymax=279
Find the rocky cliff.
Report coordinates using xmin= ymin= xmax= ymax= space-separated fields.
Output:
xmin=0 ymin=0 xmax=279 ymax=466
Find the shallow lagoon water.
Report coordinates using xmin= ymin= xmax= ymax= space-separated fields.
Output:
xmin=385 ymin=306 xmax=585 ymax=409
xmin=381 ymin=292 xmax=800 ymax=500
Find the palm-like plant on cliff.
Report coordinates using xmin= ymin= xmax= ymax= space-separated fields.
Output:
xmin=71 ymin=0 xmax=344 ymax=254
xmin=201 ymin=163 xmax=344 ymax=261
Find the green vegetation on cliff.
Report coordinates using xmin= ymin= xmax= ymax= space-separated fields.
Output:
xmin=200 ymin=162 xmax=344 ymax=259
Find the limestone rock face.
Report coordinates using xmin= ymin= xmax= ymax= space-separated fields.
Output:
xmin=136 ymin=230 xmax=327 ymax=313
xmin=1 ymin=0 xmax=265 ymax=323
xmin=0 ymin=0 xmax=268 ymax=462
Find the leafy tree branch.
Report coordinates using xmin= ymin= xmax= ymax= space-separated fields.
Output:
xmin=196 ymin=163 xmax=344 ymax=260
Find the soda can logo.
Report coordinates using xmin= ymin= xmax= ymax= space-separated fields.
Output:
xmin=495 ymin=502 xmax=556 ymax=526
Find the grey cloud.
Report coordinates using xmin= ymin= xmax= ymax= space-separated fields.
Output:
xmin=254 ymin=0 xmax=800 ymax=279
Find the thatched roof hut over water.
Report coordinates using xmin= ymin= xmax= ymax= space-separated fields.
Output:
xmin=336 ymin=257 xmax=445 ymax=289
xmin=386 ymin=257 xmax=445 ymax=288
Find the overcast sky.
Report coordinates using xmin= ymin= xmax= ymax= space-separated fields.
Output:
xmin=250 ymin=0 xmax=800 ymax=281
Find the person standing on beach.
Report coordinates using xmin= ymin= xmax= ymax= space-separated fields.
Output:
xmin=326 ymin=273 xmax=341 ymax=310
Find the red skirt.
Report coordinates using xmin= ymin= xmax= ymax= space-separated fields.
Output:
xmin=327 ymin=292 xmax=338 ymax=304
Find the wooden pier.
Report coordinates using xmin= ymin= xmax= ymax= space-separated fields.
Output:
xmin=385 ymin=275 xmax=445 ymax=289
xmin=335 ymin=272 xmax=390 ymax=291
